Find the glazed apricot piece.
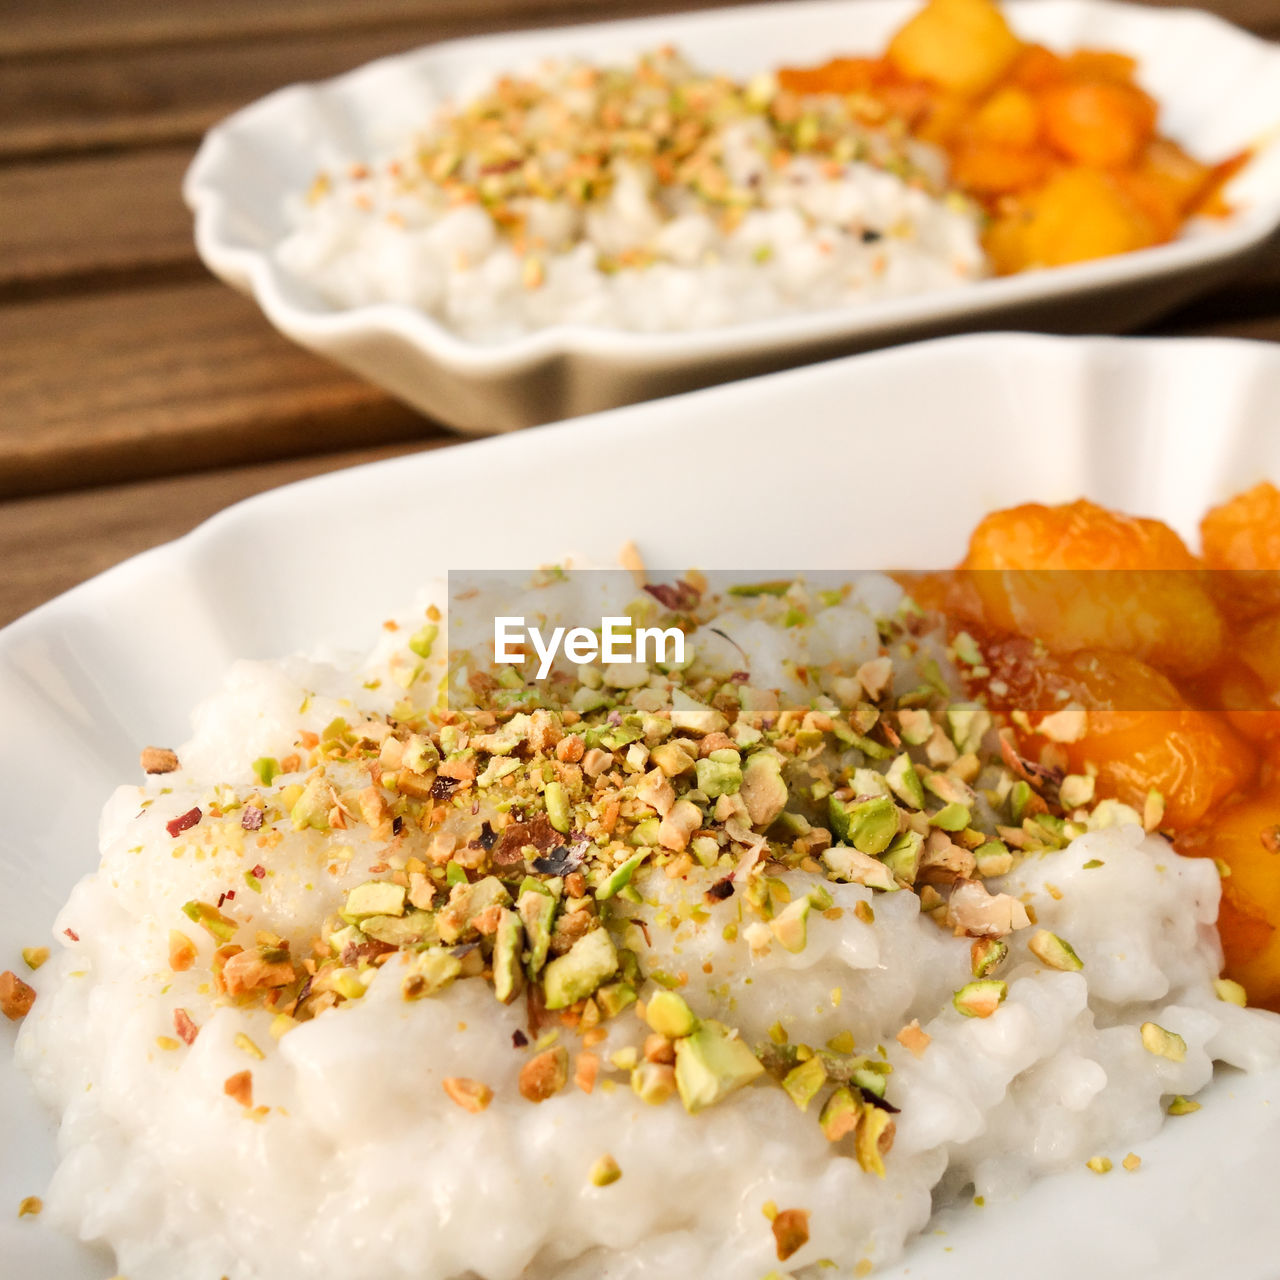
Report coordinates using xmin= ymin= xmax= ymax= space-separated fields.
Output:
xmin=1196 ymin=660 xmax=1280 ymax=748
xmin=1177 ymin=783 xmax=1280 ymax=1009
xmin=1040 ymin=79 xmax=1157 ymax=168
xmin=1200 ymin=482 xmax=1280 ymax=620
xmin=981 ymin=643 xmax=1256 ymax=831
xmin=962 ymin=498 xmax=1225 ymax=676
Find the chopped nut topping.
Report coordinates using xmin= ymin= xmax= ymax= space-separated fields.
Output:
xmin=895 ymin=1020 xmax=931 ymax=1058
xmin=224 ymin=1070 xmax=254 ymax=1107
xmin=0 ymin=971 xmax=36 ymax=1021
xmin=771 ymin=1207 xmax=811 ymax=1262
xmin=519 ymin=1046 xmax=569 ymax=1103
xmin=442 ymin=1077 xmax=494 ymax=1113
xmin=140 ymin=746 xmax=180 ymax=774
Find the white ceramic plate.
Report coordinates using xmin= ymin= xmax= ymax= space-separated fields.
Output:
xmin=4 ymin=333 xmax=1280 ymax=1279
xmin=184 ymin=0 xmax=1280 ymax=433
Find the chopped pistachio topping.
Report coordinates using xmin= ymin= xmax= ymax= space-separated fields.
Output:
xmin=953 ymin=980 xmax=1007 ymax=1019
xmin=1027 ymin=930 xmax=1084 ymax=972
xmin=1167 ymin=1095 xmax=1201 ymax=1116
xmin=1085 ymin=1155 xmax=1113 ymax=1174
xmin=1214 ymin=978 xmax=1247 ymax=1007
xmin=1140 ymin=1021 xmax=1187 ymax=1062
xmin=589 ymin=1154 xmax=622 ymax=1187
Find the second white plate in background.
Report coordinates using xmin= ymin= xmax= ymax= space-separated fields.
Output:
xmin=185 ymin=0 xmax=1280 ymax=431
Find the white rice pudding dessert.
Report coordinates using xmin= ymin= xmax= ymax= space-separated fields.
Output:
xmin=15 ymin=574 xmax=1280 ymax=1280
xmin=276 ymin=49 xmax=987 ymax=341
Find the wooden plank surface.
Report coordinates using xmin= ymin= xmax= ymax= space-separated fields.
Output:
xmin=0 ymin=0 xmax=755 ymax=161
xmin=0 ymin=0 xmax=756 ymax=58
xmin=0 ymin=280 xmax=438 ymax=498
xmin=0 ymin=443 xmax=430 ymax=629
xmin=3 ymin=0 xmax=1277 ymax=161
xmin=0 ymin=0 xmax=1274 ymax=59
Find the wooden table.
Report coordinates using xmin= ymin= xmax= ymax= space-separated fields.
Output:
xmin=2 ymin=0 xmax=1278 ymax=627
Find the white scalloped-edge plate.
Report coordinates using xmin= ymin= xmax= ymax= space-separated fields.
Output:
xmin=4 ymin=334 xmax=1280 ymax=1279
xmin=184 ymin=0 xmax=1280 ymax=432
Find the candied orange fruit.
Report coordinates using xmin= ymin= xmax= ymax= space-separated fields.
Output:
xmin=961 ymin=498 xmax=1224 ymax=676
xmin=1177 ymin=784 xmax=1280 ymax=1009
xmin=1201 ymin=482 xmax=1280 ymax=620
xmin=982 ymin=643 xmax=1255 ymax=831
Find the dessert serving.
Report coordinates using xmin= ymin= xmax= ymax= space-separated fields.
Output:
xmin=278 ymin=0 xmax=1240 ymax=342
xmin=7 ymin=480 xmax=1280 ymax=1280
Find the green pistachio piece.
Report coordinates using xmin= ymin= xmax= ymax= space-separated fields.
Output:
xmin=851 ymin=1063 xmax=890 ymax=1099
xmin=1028 ymin=929 xmax=1083 ymax=972
xmin=332 ymin=969 xmax=367 ymax=1000
xmin=1167 ymin=1095 xmax=1201 ymax=1115
xmin=973 ymin=840 xmax=1013 ymax=878
xmin=929 ymin=802 xmax=972 ymax=832
xmin=589 ymin=1154 xmax=622 ymax=1187
xmin=360 ymin=911 xmax=437 ymax=947
xmin=822 ymin=845 xmax=898 ymax=892
xmin=848 ymin=796 xmax=900 ymax=855
xmin=342 ymin=881 xmax=407 ymax=922
xmin=881 ymin=831 xmax=923 ymax=885
xmin=673 ymin=1022 xmax=764 ymax=1114
xmin=645 ymin=990 xmax=699 ymax=1039
xmin=543 ymin=927 xmax=619 ymax=1010
xmin=781 ymin=1055 xmax=827 ymax=1112
xmin=517 ymin=889 xmax=557 ymax=978
xmin=946 ymin=704 xmax=992 ymax=755
xmin=402 ymin=947 xmax=462 ymax=1000
xmin=402 ymin=733 xmax=440 ymax=773
xmin=544 ymin=781 xmax=572 ymax=834
xmin=970 ymin=937 xmax=1008 ymax=978
xmin=1140 ymin=1021 xmax=1187 ymax=1062
xmin=897 ymin=708 xmax=934 ymax=745
xmin=819 ymin=1085 xmax=861 ymax=1141
xmin=596 ymin=981 xmax=638 ymax=1019
xmin=437 ymin=876 xmax=510 ymax=944
xmin=650 ymin=742 xmax=696 ymax=777
xmin=492 ymin=909 xmax=525 ymax=1004
xmin=181 ymin=900 xmax=237 ymax=943
xmin=696 ymin=754 xmax=742 ymax=798
xmin=855 ymin=1104 xmax=895 ymax=1178
xmin=1008 ymin=780 xmax=1034 ymax=824
xmin=408 ymin=623 xmax=438 ymax=659
xmin=596 ymin=851 xmax=650 ymax=901
xmin=953 ymin=980 xmax=1007 ymax=1018
xmin=629 ymin=817 xmax=662 ymax=847
xmin=885 ymin=754 xmax=925 ymax=810
xmin=290 ymin=775 xmax=334 ymax=832
xmin=251 ymin=757 xmax=280 ymax=787
xmin=630 ymin=1061 xmax=678 ymax=1105
xmin=1214 ymin=977 xmax=1247 ymax=1007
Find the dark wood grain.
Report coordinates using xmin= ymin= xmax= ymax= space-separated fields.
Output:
xmin=0 ymin=148 xmax=196 ymax=297
xmin=0 ymin=0 xmax=759 ymax=58
xmin=0 ymin=280 xmax=445 ymax=498
xmin=3 ymin=0 xmax=1276 ymax=161
xmin=0 ymin=0 xmax=1274 ymax=59
xmin=0 ymin=442 xmax=431 ymax=628
xmin=0 ymin=0 xmax=757 ymax=161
